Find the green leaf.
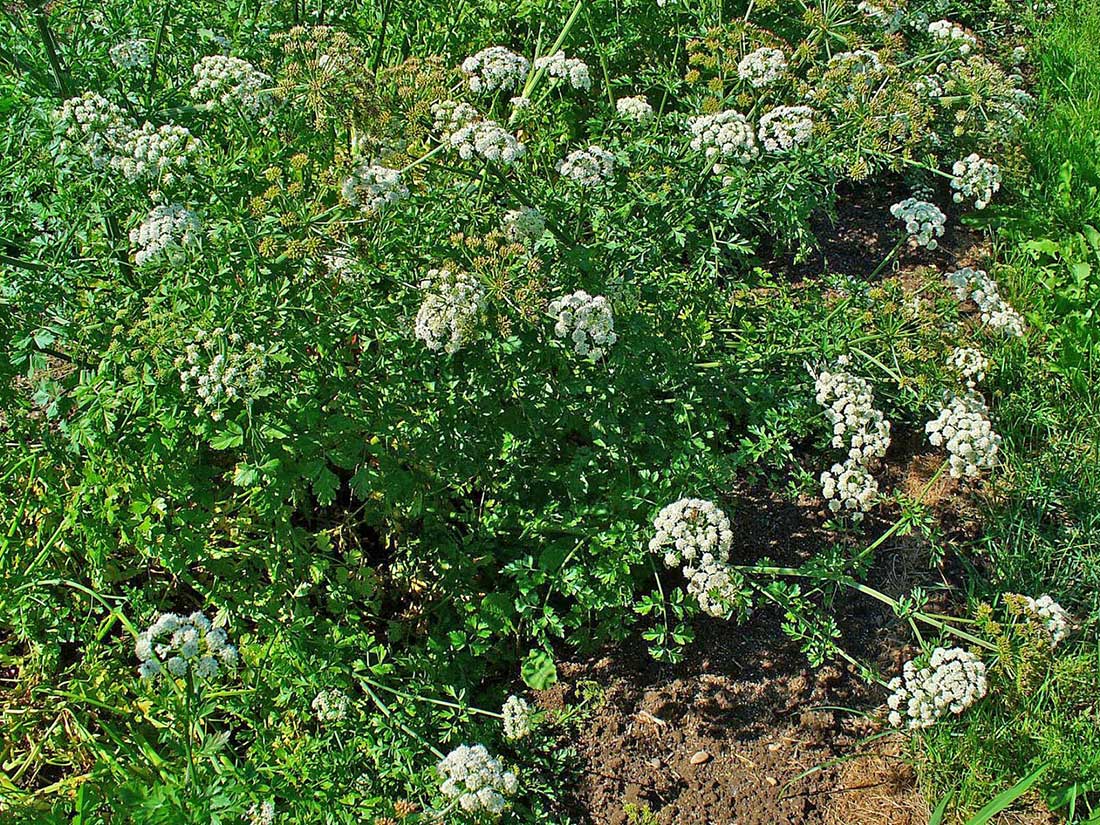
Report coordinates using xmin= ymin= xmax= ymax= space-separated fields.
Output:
xmin=520 ymin=648 xmax=557 ymax=690
xmin=965 ymin=763 xmax=1048 ymax=825
xmin=929 ymin=790 xmax=952 ymax=825
xmin=209 ymin=421 xmax=244 ymax=450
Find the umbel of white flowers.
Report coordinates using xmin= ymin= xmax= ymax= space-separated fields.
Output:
xmin=548 ymin=290 xmax=616 ymax=359
xmin=437 ymin=744 xmax=518 ymax=818
xmin=945 ymin=267 xmax=1025 ymax=337
xmin=460 ymin=46 xmax=529 ymax=94
xmin=135 ymin=611 xmax=237 ymax=681
xmin=887 ymin=646 xmax=987 ymax=729
xmin=890 ymin=198 xmax=946 ymax=250
xmin=950 ymin=154 xmax=1001 ymax=210
xmin=415 ymin=267 xmax=487 ymax=354
xmin=650 ymin=498 xmax=740 ymax=618
xmin=1019 ymin=594 xmax=1070 ymax=648
xmin=501 ymin=694 xmax=533 ymax=741
xmin=925 ymin=392 xmax=1001 ymax=479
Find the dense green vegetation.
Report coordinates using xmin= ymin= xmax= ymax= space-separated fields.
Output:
xmin=1 ymin=0 xmax=1098 ymax=822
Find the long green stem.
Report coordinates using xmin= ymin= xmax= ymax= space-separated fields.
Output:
xmin=359 ymin=676 xmax=502 ymax=719
xmin=35 ymin=11 xmax=70 ymax=99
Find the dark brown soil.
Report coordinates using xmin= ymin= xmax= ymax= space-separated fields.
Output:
xmin=541 ymin=481 xmax=939 ymax=825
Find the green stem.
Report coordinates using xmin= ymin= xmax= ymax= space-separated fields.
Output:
xmin=35 ymin=10 xmax=70 ymax=99
xmin=359 ymin=676 xmax=502 ymax=719
xmin=868 ymin=234 xmax=906 ymax=280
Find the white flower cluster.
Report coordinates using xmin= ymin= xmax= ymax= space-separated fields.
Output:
xmin=502 ymin=694 xmax=533 ymax=741
xmin=649 ymin=498 xmax=732 ymax=567
xmin=819 ymin=460 xmax=879 ymax=522
xmin=502 ymin=207 xmax=545 ymax=245
xmin=945 ymin=267 xmax=1025 ymax=336
xmin=340 ymin=163 xmax=409 ymax=212
xmin=683 ymin=555 xmax=741 ymax=618
xmin=431 ymin=100 xmax=480 ymax=135
xmin=190 ymin=55 xmax=270 ymax=115
xmin=813 ymin=361 xmax=890 ymax=519
xmin=533 ymin=50 xmax=591 ymax=90
xmin=176 ymin=329 xmax=268 ymax=420
xmin=928 ymin=19 xmax=976 ymax=55
xmin=813 ymin=364 xmax=892 ymax=464
xmin=57 ymin=94 xmax=201 ymax=184
xmin=737 ymin=47 xmax=787 ymax=88
xmin=116 ymin=122 xmax=201 ymax=185
xmin=135 ymin=611 xmax=237 ymax=682
xmin=415 ymin=267 xmax=486 ymax=354
xmin=130 ymin=204 xmax=202 ymax=266
xmin=925 ymin=392 xmax=1001 ymax=479
xmin=437 ymin=744 xmax=518 ymax=818
xmin=548 ymin=290 xmax=616 ymax=359
xmin=556 ymin=145 xmax=616 ymax=185
xmin=616 ymin=95 xmax=654 ymax=123
xmin=758 ymin=105 xmax=814 ymax=152
xmin=248 ymin=801 xmax=276 ymax=825
xmin=110 ymin=38 xmax=151 ymax=70
xmin=312 ymin=689 xmax=350 ymax=723
xmin=650 ymin=498 xmax=739 ymax=617
xmin=461 ymin=46 xmax=529 ymax=94
xmin=688 ymin=110 xmax=758 ymax=170
xmin=449 ymin=120 xmax=526 ymax=164
xmin=1020 ymin=594 xmax=1070 ymax=648
xmin=890 ymin=198 xmax=946 ymax=250
xmin=57 ymin=93 xmax=131 ymax=167
xmin=887 ymin=647 xmax=988 ymax=729
xmin=947 ymin=346 xmax=989 ymax=387
xmin=950 ymin=154 xmax=1001 ymax=210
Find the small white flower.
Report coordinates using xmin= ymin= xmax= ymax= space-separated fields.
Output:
xmin=548 ymin=290 xmax=616 ymax=359
xmin=312 ymin=689 xmax=350 ymax=723
xmin=502 ymin=695 xmax=533 ymax=740
xmin=448 ymin=120 xmax=526 ymax=164
xmin=191 ymin=55 xmax=270 ymax=115
xmin=947 ymin=346 xmax=989 ymax=387
xmin=248 ymin=800 xmax=276 ymax=825
xmin=950 ymin=154 xmax=1001 ymax=210
xmin=649 ymin=498 xmax=733 ymax=567
xmin=758 ymin=105 xmax=814 ymax=153
xmin=556 ymin=145 xmax=616 ymax=185
xmin=340 ymin=163 xmax=409 ymax=212
xmin=737 ymin=47 xmax=787 ymax=88
xmin=533 ymin=50 xmax=591 ymax=90
xmin=682 ymin=554 xmax=742 ymax=617
xmin=135 ymin=610 xmax=236 ymax=682
xmin=820 ymin=458 xmax=879 ymax=521
xmin=925 ymin=392 xmax=1001 ymax=479
xmin=616 ymin=95 xmax=654 ymax=123
xmin=886 ymin=647 xmax=987 ymax=729
xmin=502 ymin=207 xmax=545 ymax=245
xmin=945 ymin=267 xmax=1024 ymax=336
xmin=437 ymin=744 xmax=517 ymax=819
xmin=813 ymin=366 xmax=892 ymax=464
xmin=890 ymin=198 xmax=946 ymax=250
xmin=1018 ymin=594 xmax=1070 ymax=648
xmin=461 ymin=47 xmax=529 ymax=94
xmin=928 ymin=19 xmax=977 ymax=55
xmin=415 ymin=267 xmax=486 ymax=354
xmin=431 ymin=100 xmax=480 ymax=136
xmin=110 ymin=39 xmax=152 ymax=70
xmin=687 ymin=110 xmax=758 ymax=171
xmin=130 ymin=204 xmax=201 ymax=266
